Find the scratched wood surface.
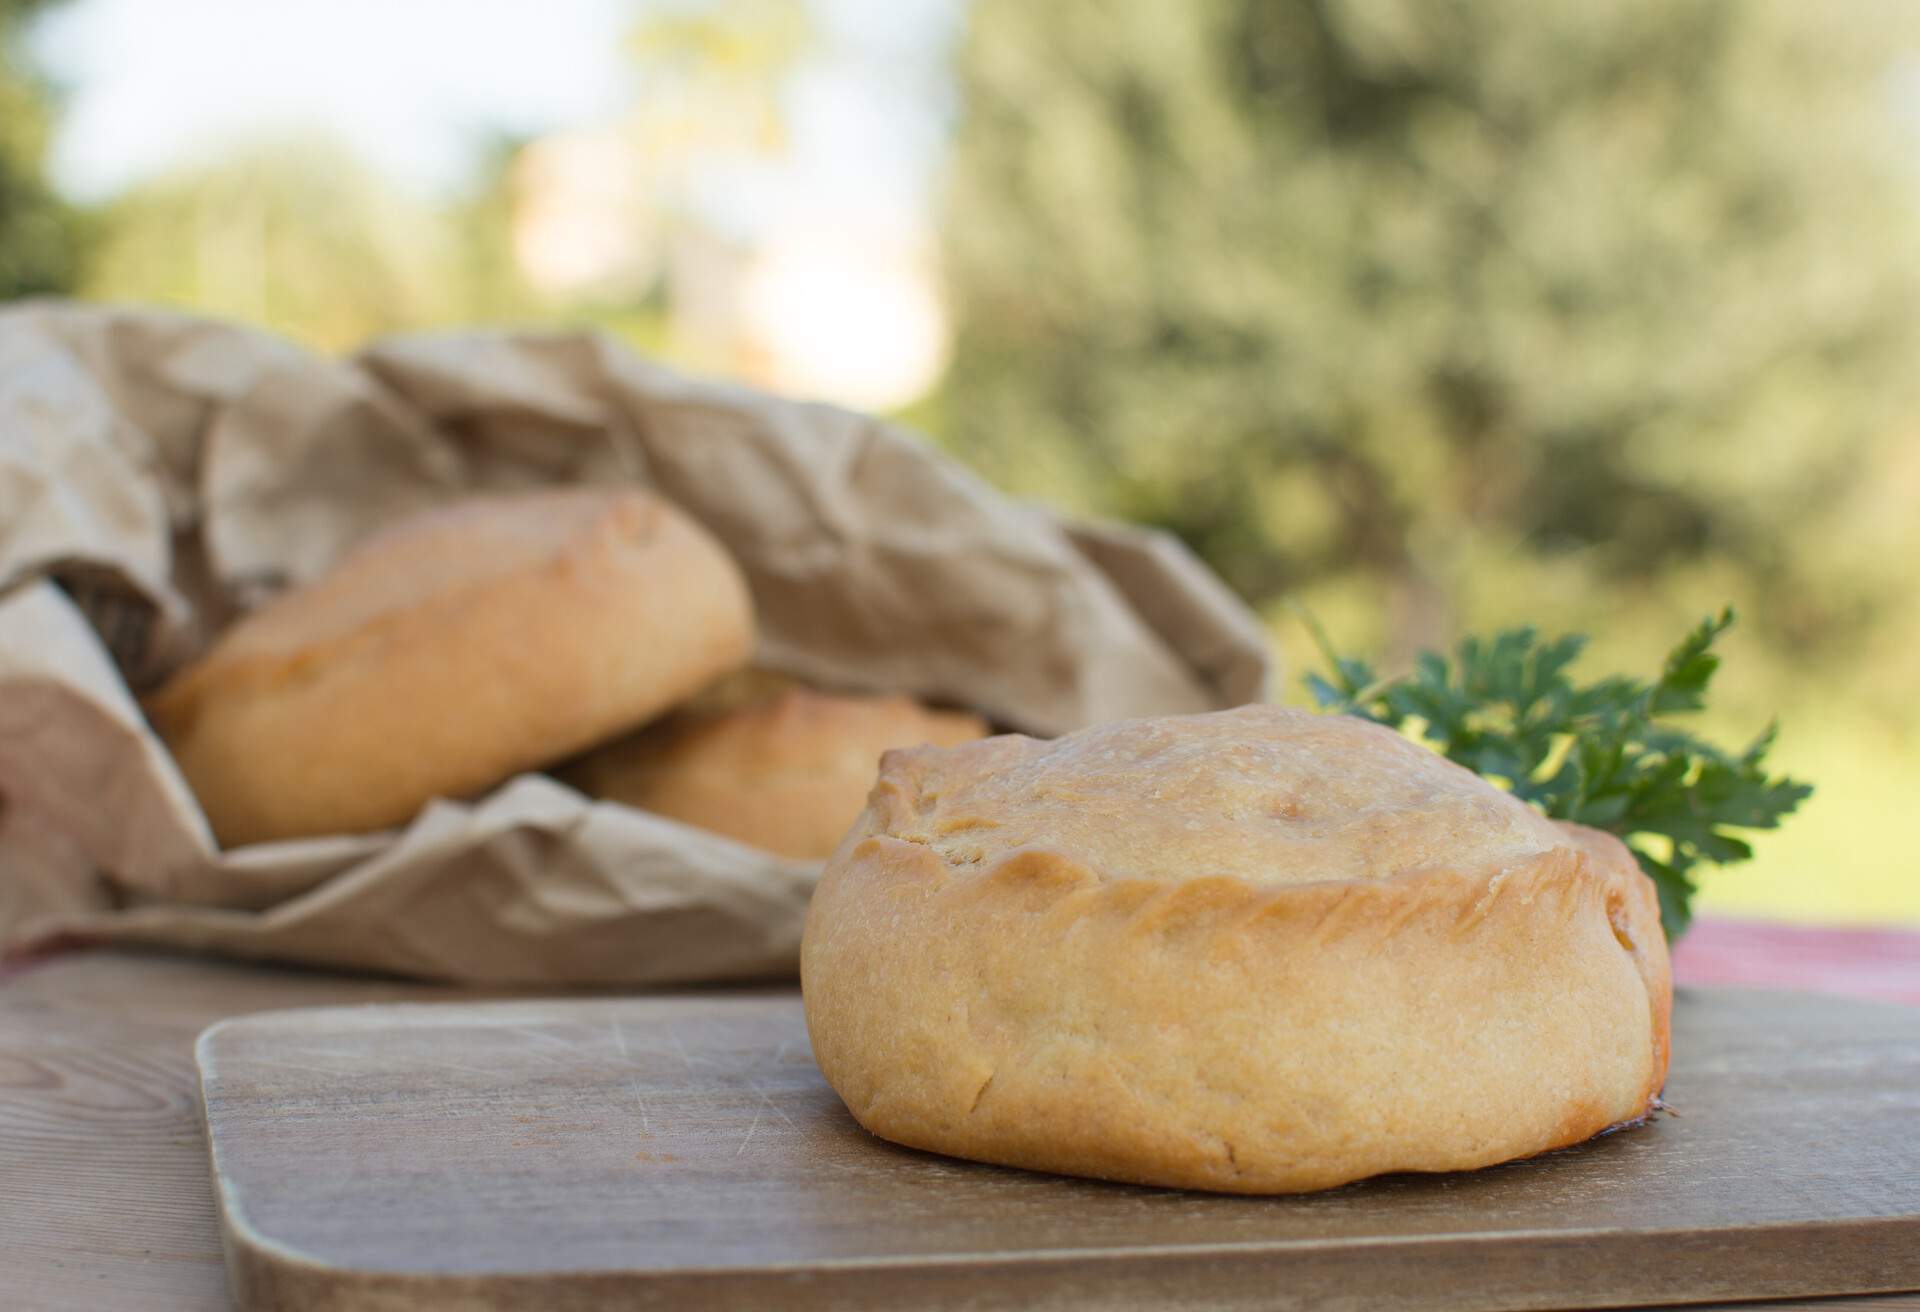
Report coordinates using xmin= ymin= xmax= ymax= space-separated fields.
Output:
xmin=195 ymin=987 xmax=1920 ymax=1312
xmin=0 ymin=950 xmax=555 ymax=1311
xmin=4 ymin=952 xmax=1919 ymax=1312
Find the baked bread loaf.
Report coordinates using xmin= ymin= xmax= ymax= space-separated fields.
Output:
xmin=802 ymin=704 xmax=1672 ymax=1194
xmin=570 ymin=686 xmax=989 ymax=859
xmin=147 ymin=487 xmax=755 ymax=846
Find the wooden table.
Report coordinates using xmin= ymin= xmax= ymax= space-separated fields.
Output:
xmin=4 ymin=948 xmax=1918 ymax=1312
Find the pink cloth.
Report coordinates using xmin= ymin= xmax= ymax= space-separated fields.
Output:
xmin=1672 ymin=917 xmax=1920 ymax=1005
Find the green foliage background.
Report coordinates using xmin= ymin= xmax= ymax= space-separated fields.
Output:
xmin=0 ymin=0 xmax=75 ymax=297
xmin=1 ymin=0 xmax=1915 ymax=921
xmin=940 ymin=0 xmax=1920 ymax=683
xmin=932 ymin=0 xmax=1920 ymax=924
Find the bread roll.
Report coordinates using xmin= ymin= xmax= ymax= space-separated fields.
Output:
xmin=802 ymin=704 xmax=1672 ymax=1194
xmin=571 ymin=686 xmax=988 ymax=860
xmin=147 ymin=487 xmax=754 ymax=845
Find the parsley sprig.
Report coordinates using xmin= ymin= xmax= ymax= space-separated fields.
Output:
xmin=1301 ymin=607 xmax=1813 ymax=940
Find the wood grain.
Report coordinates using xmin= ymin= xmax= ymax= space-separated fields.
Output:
xmin=0 ymin=950 xmax=545 ymax=1311
xmin=197 ymin=988 xmax=1920 ymax=1312
xmin=5 ymin=949 xmax=1919 ymax=1312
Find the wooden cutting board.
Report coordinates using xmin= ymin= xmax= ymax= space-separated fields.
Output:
xmin=195 ymin=988 xmax=1920 ymax=1312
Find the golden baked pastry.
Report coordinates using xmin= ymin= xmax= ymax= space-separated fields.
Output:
xmin=570 ymin=686 xmax=989 ymax=860
xmin=802 ymin=704 xmax=1672 ymax=1194
xmin=147 ymin=487 xmax=755 ymax=846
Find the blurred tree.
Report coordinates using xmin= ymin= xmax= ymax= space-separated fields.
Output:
xmin=443 ymin=129 xmax=675 ymax=352
xmin=625 ymin=0 xmax=814 ymax=158
xmin=448 ymin=131 xmax=545 ymax=323
xmin=82 ymin=136 xmax=460 ymax=351
xmin=942 ymin=0 xmax=1920 ymax=664
xmin=428 ymin=0 xmax=816 ymax=364
xmin=622 ymin=0 xmax=814 ymax=372
xmin=0 ymin=0 xmax=76 ymax=297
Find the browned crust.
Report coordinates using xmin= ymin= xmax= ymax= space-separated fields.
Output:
xmin=802 ymin=719 xmax=1673 ymax=1195
xmin=570 ymin=687 xmax=989 ymax=860
xmin=146 ymin=488 xmax=754 ymax=845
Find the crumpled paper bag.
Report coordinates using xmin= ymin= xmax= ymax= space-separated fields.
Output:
xmin=0 ymin=301 xmax=1272 ymax=983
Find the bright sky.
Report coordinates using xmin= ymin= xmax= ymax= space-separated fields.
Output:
xmin=29 ymin=0 xmax=963 ymax=229
xmin=24 ymin=0 xmax=966 ymax=409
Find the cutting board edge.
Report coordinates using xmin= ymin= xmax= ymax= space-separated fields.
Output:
xmin=195 ymin=991 xmax=803 ymax=1050
xmin=205 ymin=1210 xmax=1920 ymax=1312
xmin=191 ymin=989 xmax=1920 ymax=1312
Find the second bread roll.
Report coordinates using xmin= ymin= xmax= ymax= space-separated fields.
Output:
xmin=570 ymin=687 xmax=988 ymax=859
xmin=147 ymin=487 xmax=755 ymax=846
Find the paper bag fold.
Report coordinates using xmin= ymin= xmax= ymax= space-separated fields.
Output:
xmin=0 ymin=301 xmax=1272 ymax=983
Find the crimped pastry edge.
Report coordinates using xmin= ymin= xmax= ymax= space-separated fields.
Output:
xmin=803 ymin=813 xmax=1672 ymax=1194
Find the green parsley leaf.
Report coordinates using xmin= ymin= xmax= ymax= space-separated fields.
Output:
xmin=1298 ymin=606 xmax=1813 ymax=941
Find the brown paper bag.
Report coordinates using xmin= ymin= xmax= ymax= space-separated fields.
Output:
xmin=0 ymin=301 xmax=1272 ymax=983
